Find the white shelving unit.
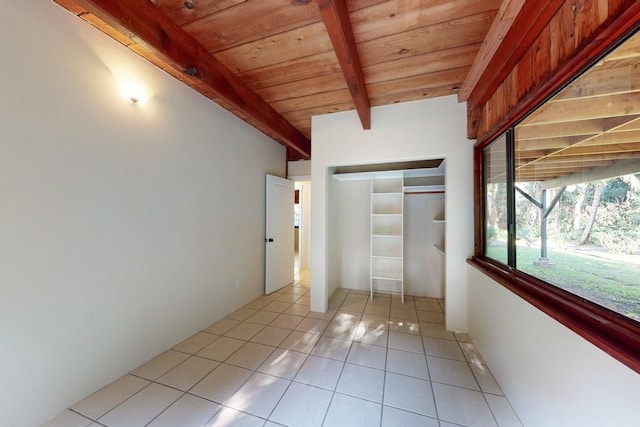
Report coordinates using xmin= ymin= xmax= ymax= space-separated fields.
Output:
xmin=370 ymin=177 xmax=404 ymax=303
xmin=333 ymin=164 xmax=446 ymax=302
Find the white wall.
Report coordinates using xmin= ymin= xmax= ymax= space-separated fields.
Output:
xmin=288 ymin=159 xmax=311 ymax=177
xmin=333 ymin=179 xmax=371 ymax=290
xmin=404 ymin=193 xmax=445 ymax=297
xmin=0 ymin=3 xmax=284 ymax=426
xmin=311 ymin=97 xmax=473 ymax=331
xmin=326 ymin=170 xmax=341 ymax=299
xmin=468 ymin=266 xmax=640 ymax=427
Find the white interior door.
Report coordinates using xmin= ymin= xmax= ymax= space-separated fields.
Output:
xmin=265 ymin=174 xmax=294 ymax=294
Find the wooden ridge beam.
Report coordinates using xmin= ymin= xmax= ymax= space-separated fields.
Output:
xmin=465 ymin=0 xmax=564 ymax=108
xmin=462 ymin=0 xmax=564 ymax=109
xmin=315 ymin=0 xmax=371 ymax=129
xmin=55 ymin=0 xmax=311 ymax=159
xmin=458 ymin=0 xmax=526 ymax=103
xmin=463 ymin=0 xmax=564 ymax=139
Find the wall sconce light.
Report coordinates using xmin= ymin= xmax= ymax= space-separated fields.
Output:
xmin=121 ymin=82 xmax=153 ymax=104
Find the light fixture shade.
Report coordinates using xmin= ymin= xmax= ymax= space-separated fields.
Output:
xmin=121 ymin=82 xmax=153 ymax=104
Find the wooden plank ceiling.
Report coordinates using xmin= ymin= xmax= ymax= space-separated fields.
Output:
xmin=515 ymin=30 xmax=640 ymax=184
xmin=52 ymin=0 xmax=640 ymax=181
xmin=54 ymin=0 xmax=501 ymax=159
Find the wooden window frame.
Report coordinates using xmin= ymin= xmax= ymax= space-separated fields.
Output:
xmin=470 ymin=9 xmax=640 ymax=374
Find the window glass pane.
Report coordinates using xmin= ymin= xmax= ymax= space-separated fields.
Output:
xmin=514 ymin=31 xmax=640 ymax=321
xmin=484 ymin=133 xmax=508 ymax=264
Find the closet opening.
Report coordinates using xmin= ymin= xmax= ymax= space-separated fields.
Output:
xmin=328 ymin=159 xmax=446 ymax=303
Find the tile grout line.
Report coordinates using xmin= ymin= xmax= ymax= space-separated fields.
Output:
xmin=318 ymin=287 xmax=358 ymax=427
xmin=89 ymin=380 xmax=156 ymax=425
xmin=259 ymin=300 xmax=328 ymax=425
xmin=142 ymin=389 xmax=185 ymax=427
xmin=378 ymin=291 xmax=392 ymax=427
xmin=194 ymin=284 xmax=326 ymax=426
xmin=167 ymin=314 xmax=281 ymax=421
xmin=420 ymin=307 xmax=441 ymax=424
xmin=67 ymin=283 xmax=511 ymax=427
xmin=66 ymin=408 xmax=98 ymax=426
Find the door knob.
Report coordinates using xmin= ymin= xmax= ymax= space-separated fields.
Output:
xmin=265 ymin=238 xmax=274 ymax=242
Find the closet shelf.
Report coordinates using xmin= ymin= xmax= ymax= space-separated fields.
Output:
xmin=371 ymin=276 xmax=403 ymax=282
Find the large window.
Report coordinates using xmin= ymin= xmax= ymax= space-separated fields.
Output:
xmin=481 ymin=30 xmax=640 ymax=325
xmin=484 ymin=133 xmax=509 ymax=265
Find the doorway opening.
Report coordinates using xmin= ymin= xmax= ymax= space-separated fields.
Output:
xmin=294 ymin=181 xmax=311 ymax=282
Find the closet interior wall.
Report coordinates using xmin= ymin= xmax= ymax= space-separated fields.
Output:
xmin=331 ymin=176 xmax=444 ymax=298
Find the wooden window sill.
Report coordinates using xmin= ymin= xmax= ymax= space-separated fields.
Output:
xmin=467 ymin=256 xmax=640 ymax=374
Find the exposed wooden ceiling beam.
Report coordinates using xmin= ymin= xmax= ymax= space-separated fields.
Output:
xmin=518 ymin=153 xmax=640 ymax=168
xmin=556 ymin=142 xmax=640 ymax=157
xmin=56 ymin=0 xmax=311 ymax=159
xmin=541 ymin=158 xmax=640 ymax=189
xmin=460 ymin=0 xmax=564 ymax=107
xmin=516 ymin=116 xmax=640 ymax=140
xmin=516 ymin=135 xmax=595 ymax=152
xmin=315 ymin=0 xmax=371 ymax=129
xmin=458 ymin=0 xmax=526 ymax=102
xmin=510 ymin=47 xmax=640 ymax=174
xmin=463 ymin=0 xmax=564 ymax=139
xmin=517 ymin=143 xmax=640 ymax=160
xmin=602 ymin=31 xmax=640 ymax=62
xmin=614 ymin=116 xmax=640 ymax=132
xmin=515 ymin=108 xmax=640 ymax=176
xmin=517 ymin=153 xmax=632 ymax=178
xmin=524 ymin=93 xmax=640 ymax=126
xmin=579 ymin=129 xmax=640 ymax=146
xmin=552 ymin=62 xmax=640 ymax=102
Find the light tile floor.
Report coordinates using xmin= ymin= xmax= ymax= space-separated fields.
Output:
xmin=42 ymin=270 xmax=523 ymax=427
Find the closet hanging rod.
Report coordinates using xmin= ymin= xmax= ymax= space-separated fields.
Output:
xmin=404 ymin=190 xmax=445 ymax=195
